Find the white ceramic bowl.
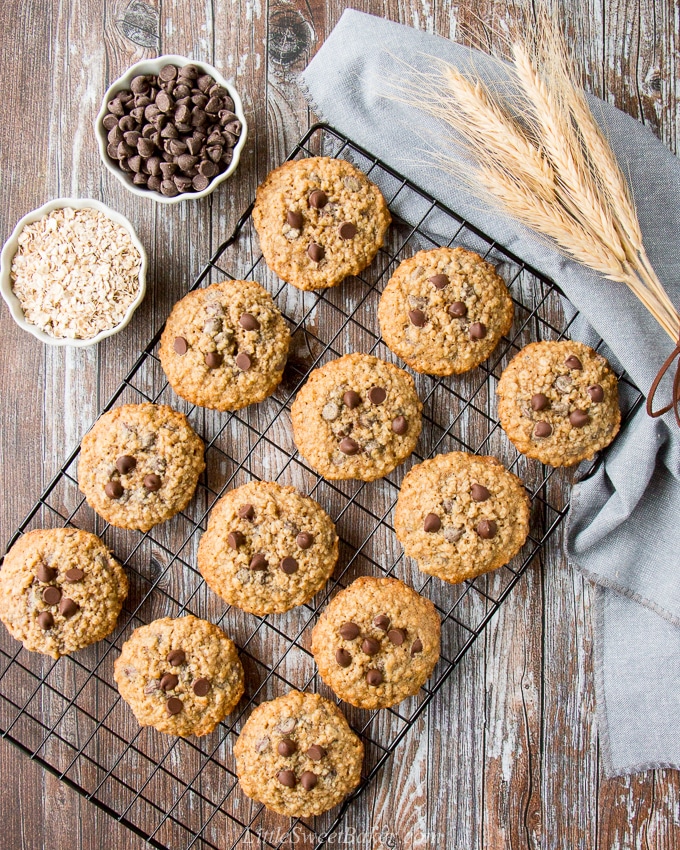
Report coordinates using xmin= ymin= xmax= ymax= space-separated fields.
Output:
xmin=0 ymin=198 xmax=147 ymax=347
xmin=94 ymin=55 xmax=248 ymax=203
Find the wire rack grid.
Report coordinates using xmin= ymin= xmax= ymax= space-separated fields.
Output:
xmin=0 ymin=124 xmax=642 ymax=850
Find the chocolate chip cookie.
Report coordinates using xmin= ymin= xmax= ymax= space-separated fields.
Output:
xmin=159 ymin=279 xmax=290 ymax=411
xmin=291 ymin=353 xmax=423 ymax=481
xmin=378 ymin=247 xmax=514 ymax=375
xmin=394 ymin=452 xmax=530 ymax=585
xmin=497 ymin=340 xmax=621 ymax=466
xmin=311 ymin=576 xmax=440 ymax=709
xmin=0 ymin=528 xmax=128 ymax=659
xmin=234 ymin=690 xmax=363 ymax=817
xmin=197 ymin=480 xmax=339 ymax=615
xmin=252 ymin=156 xmax=391 ymax=290
xmin=114 ymin=615 xmax=244 ymax=737
xmin=78 ymin=403 xmax=205 ymax=531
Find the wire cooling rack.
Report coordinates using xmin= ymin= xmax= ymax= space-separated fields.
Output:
xmin=0 ymin=124 xmax=642 ymax=849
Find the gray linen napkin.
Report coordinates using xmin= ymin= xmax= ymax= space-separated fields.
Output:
xmin=300 ymin=9 xmax=680 ymax=776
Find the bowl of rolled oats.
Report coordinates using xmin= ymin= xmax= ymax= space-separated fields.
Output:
xmin=0 ymin=198 xmax=147 ymax=346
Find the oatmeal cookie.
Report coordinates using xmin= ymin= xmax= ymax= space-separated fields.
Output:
xmin=394 ymin=452 xmax=530 ymax=585
xmin=234 ymin=690 xmax=363 ymax=817
xmin=252 ymin=156 xmax=391 ymax=290
xmin=159 ymin=279 xmax=290 ymax=411
xmin=378 ymin=247 xmax=514 ymax=375
xmin=114 ymin=615 xmax=244 ymax=737
xmin=311 ymin=576 xmax=440 ymax=709
xmin=0 ymin=528 xmax=128 ymax=659
xmin=197 ymin=481 xmax=338 ymax=615
xmin=291 ymin=353 xmax=422 ymax=481
xmin=78 ymin=403 xmax=205 ymax=531
xmin=497 ymin=340 xmax=620 ymax=466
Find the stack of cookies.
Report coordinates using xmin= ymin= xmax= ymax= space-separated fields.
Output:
xmin=0 ymin=153 xmax=622 ymax=821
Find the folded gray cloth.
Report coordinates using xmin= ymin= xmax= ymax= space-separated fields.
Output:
xmin=301 ymin=9 xmax=680 ymax=776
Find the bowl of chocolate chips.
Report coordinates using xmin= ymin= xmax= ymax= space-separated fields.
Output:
xmin=95 ymin=55 xmax=247 ymax=202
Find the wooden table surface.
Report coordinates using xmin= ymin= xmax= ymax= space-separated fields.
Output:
xmin=1 ymin=1 xmax=679 ymax=848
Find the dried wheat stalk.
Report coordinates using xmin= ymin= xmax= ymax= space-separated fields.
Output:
xmin=390 ymin=16 xmax=680 ymax=352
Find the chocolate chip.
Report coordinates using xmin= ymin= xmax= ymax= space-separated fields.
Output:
xmin=177 ymin=152 xmax=198 ymax=172
xmin=565 ymin=355 xmax=582 ymax=370
xmin=156 ymin=90 xmax=174 ymax=113
xmin=469 ymin=322 xmax=487 ymax=340
xmin=569 ymin=409 xmax=590 ymax=427
xmin=307 ymin=242 xmax=324 ymax=262
xmin=368 ymin=386 xmax=386 ymax=405
xmin=43 ymin=586 xmax=62 ymax=605
xmin=160 ymin=673 xmax=179 ymax=691
xmin=105 ymin=480 xmax=123 ymax=499
xmin=409 ymin=309 xmax=426 ymax=327
xmin=166 ymin=697 xmax=183 ymax=715
xmin=227 ymin=531 xmax=245 ymax=550
xmin=239 ymin=313 xmax=260 ymax=331
xmin=198 ymin=159 xmax=219 ymax=178
xmin=38 ymin=611 xmax=54 ymax=630
xmin=366 ymin=669 xmax=383 ymax=686
xmin=192 ymin=174 xmax=210 ymax=192
xmin=335 ymin=648 xmax=352 ymax=667
xmin=448 ymin=301 xmax=467 ymax=317
xmin=235 ymin=352 xmax=252 ymax=371
xmin=277 ymin=738 xmax=297 ymax=757
xmin=205 ymin=351 xmax=223 ymax=369
xmin=308 ymin=189 xmax=328 ymax=209
xmin=36 ymin=563 xmax=57 ymax=583
xmin=374 ymin=614 xmax=390 ymax=631
xmin=588 ymin=384 xmax=604 ymax=402
xmin=159 ymin=64 xmax=178 ymax=82
xmin=287 ymin=210 xmax=303 ymax=229
xmin=388 ymin=628 xmax=406 ymax=646
xmin=296 ymin=532 xmax=313 ymax=549
xmin=143 ymin=474 xmax=162 ymax=492
xmin=277 ymin=770 xmax=297 ymax=788
xmin=534 ymin=421 xmax=552 ymax=438
xmin=161 ymin=179 xmax=179 ymax=197
xmin=238 ymin=504 xmax=254 ymax=520
xmin=300 ymin=771 xmax=318 ymax=791
xmin=64 ymin=568 xmax=84 ymax=583
xmin=531 ymin=393 xmax=548 ymax=411
xmin=339 ymin=437 xmax=360 ymax=455
xmin=343 ymin=390 xmax=361 ymax=409
xmin=361 ymin=637 xmax=380 ymax=656
xmin=130 ymin=75 xmax=150 ymax=94
xmin=116 ymin=455 xmax=137 ymax=474
xmin=306 ymin=745 xmax=326 ymax=761
xmin=339 ymin=622 xmax=360 ymax=640
xmin=338 ymin=222 xmax=357 ymax=239
xmin=471 ymin=483 xmax=490 ymax=502
xmin=173 ymin=336 xmax=188 ymax=356
xmin=280 ymin=557 xmax=298 ymax=575
xmin=391 ymin=415 xmax=408 ymax=435
xmin=167 ymin=649 xmax=186 ymax=666
xmin=276 ymin=717 xmax=297 ymax=734
xmin=59 ymin=598 xmax=79 ymax=618
xmin=197 ymin=74 xmax=213 ymax=92
xmin=193 ymin=677 xmax=211 ymax=696
xmin=103 ymin=114 xmax=118 ymax=131
xmin=477 ymin=519 xmax=498 ymax=539
xmin=429 ymin=274 xmax=449 ymax=289
xmin=247 ymin=553 xmax=266 ymax=572
xmin=423 ymin=513 xmax=441 ymax=533
xmin=411 ymin=639 xmax=423 ymax=656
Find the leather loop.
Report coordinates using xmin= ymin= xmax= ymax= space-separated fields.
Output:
xmin=646 ymin=333 xmax=680 ymax=427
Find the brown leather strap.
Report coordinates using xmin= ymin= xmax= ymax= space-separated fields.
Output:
xmin=646 ymin=333 xmax=680 ymax=427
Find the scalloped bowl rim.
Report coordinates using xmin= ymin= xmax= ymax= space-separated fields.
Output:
xmin=0 ymin=197 xmax=148 ymax=348
xmin=94 ymin=54 xmax=248 ymax=203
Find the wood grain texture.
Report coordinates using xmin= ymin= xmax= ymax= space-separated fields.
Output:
xmin=1 ymin=1 xmax=679 ymax=849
